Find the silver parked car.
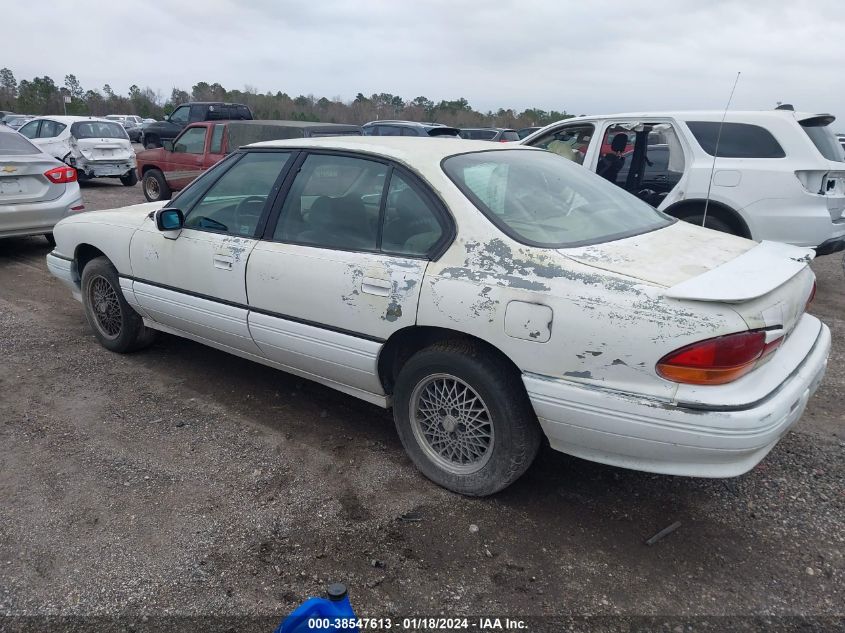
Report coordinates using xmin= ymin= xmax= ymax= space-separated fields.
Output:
xmin=0 ymin=125 xmax=84 ymax=245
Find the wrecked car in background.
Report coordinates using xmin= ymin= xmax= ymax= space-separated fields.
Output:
xmin=46 ymin=137 xmax=829 ymax=496
xmin=522 ymin=109 xmax=845 ymax=255
xmin=18 ymin=116 xmax=137 ymax=186
xmin=136 ymin=120 xmax=362 ymax=202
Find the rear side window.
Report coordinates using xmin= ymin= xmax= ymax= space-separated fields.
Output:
xmin=381 ymin=172 xmax=444 ymax=256
xmin=376 ymin=125 xmax=401 ymax=136
xmin=500 ymin=130 xmax=520 ymax=142
xmin=38 ymin=120 xmax=66 ymax=138
xmin=210 ymin=124 xmax=225 ymax=153
xmin=686 ymin=121 xmax=785 ymax=158
xmin=0 ymin=131 xmax=41 ymax=155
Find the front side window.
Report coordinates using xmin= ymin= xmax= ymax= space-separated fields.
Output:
xmin=443 ymin=149 xmax=673 ymax=248
xmin=274 ymin=154 xmax=388 ymax=250
xmin=17 ymin=120 xmax=39 ymax=138
xmin=169 ymin=106 xmax=189 ymax=124
xmin=174 ymin=127 xmax=207 ymax=154
xmin=183 ymin=151 xmax=291 ymax=237
xmin=528 ymin=124 xmax=594 ymax=165
xmin=686 ymin=121 xmax=786 ymax=158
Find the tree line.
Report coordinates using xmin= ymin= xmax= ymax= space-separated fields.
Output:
xmin=0 ymin=68 xmax=574 ymax=129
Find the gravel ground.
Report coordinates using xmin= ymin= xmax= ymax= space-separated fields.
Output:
xmin=0 ymin=180 xmax=843 ymax=632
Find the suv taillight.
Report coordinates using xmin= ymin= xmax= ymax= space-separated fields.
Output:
xmin=44 ymin=166 xmax=77 ymax=184
xmin=656 ymin=329 xmax=783 ymax=385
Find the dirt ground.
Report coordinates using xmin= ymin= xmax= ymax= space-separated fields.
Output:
xmin=1 ymin=180 xmax=843 ymax=632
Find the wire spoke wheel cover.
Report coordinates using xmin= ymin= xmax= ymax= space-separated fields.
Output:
xmin=88 ymin=275 xmax=123 ymax=339
xmin=409 ymin=373 xmax=495 ymax=475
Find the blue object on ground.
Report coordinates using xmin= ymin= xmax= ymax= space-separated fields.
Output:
xmin=275 ymin=583 xmax=359 ymax=633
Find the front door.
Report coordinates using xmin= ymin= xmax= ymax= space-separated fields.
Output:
xmin=128 ymin=150 xmax=294 ymax=354
xmin=246 ymin=152 xmax=449 ymax=399
xmin=165 ymin=126 xmax=209 ymax=190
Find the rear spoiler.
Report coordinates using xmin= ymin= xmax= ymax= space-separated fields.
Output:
xmin=664 ymin=241 xmax=814 ymax=303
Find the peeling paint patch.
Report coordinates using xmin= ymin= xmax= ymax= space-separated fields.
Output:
xmin=564 ymin=370 xmax=593 ymax=379
xmin=611 ymin=358 xmax=627 ymax=366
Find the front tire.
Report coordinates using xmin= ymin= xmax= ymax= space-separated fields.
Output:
xmin=120 ymin=169 xmax=138 ymax=187
xmin=81 ymin=257 xmax=156 ymax=353
xmin=142 ymin=169 xmax=171 ymax=202
xmin=393 ymin=340 xmax=542 ymax=496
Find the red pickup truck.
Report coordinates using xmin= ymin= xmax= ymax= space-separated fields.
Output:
xmin=136 ymin=120 xmax=362 ymax=202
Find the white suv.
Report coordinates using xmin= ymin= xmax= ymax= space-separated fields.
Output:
xmin=521 ymin=110 xmax=845 ymax=255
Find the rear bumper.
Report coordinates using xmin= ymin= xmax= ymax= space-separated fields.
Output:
xmin=523 ymin=323 xmax=830 ymax=478
xmin=0 ymin=189 xmax=83 ymax=238
xmin=814 ymin=234 xmax=845 ymax=256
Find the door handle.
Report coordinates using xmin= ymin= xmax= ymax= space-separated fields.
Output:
xmin=213 ymin=254 xmax=234 ymax=270
xmin=361 ymin=276 xmax=391 ymax=297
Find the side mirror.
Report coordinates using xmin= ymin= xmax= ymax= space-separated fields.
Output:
xmin=155 ymin=208 xmax=184 ymax=236
xmin=163 ymin=140 xmax=174 ymax=152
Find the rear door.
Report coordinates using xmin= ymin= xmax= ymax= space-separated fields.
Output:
xmin=246 ymin=152 xmax=450 ymax=399
xmin=128 ymin=150 xmax=294 ymax=353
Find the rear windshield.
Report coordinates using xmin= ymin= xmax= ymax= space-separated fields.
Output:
xmin=442 ymin=149 xmax=673 ymax=248
xmin=70 ymin=121 xmax=128 ymax=140
xmin=801 ymin=121 xmax=845 ymax=162
xmin=0 ymin=131 xmax=41 ymax=155
xmin=427 ymin=127 xmax=461 ymax=137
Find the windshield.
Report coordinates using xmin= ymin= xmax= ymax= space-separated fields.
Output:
xmin=442 ymin=149 xmax=673 ymax=248
xmin=801 ymin=121 xmax=845 ymax=162
xmin=70 ymin=121 xmax=128 ymax=140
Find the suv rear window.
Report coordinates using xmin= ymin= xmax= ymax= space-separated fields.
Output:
xmin=0 ymin=131 xmax=40 ymax=155
xmin=443 ymin=149 xmax=672 ymax=248
xmin=686 ymin=121 xmax=785 ymax=158
xmin=800 ymin=120 xmax=845 ymax=162
xmin=70 ymin=121 xmax=128 ymax=140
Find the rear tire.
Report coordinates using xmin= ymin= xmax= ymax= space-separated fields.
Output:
xmin=142 ymin=169 xmax=171 ymax=202
xmin=120 ymin=169 xmax=138 ymax=187
xmin=392 ymin=340 xmax=542 ymax=496
xmin=676 ymin=210 xmax=735 ymax=235
xmin=81 ymin=256 xmax=156 ymax=353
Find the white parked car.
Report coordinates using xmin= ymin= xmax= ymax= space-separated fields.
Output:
xmin=105 ymin=114 xmax=144 ymax=126
xmin=521 ymin=110 xmax=845 ymax=255
xmin=46 ymin=138 xmax=829 ymax=495
xmin=18 ymin=116 xmax=137 ymax=186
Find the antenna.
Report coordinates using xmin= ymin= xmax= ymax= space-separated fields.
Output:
xmin=702 ymin=71 xmax=741 ymax=228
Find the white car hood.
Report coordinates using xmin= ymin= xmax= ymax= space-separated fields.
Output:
xmin=63 ymin=201 xmax=164 ymax=229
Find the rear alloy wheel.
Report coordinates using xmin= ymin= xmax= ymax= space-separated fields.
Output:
xmin=120 ymin=169 xmax=138 ymax=187
xmin=142 ymin=169 xmax=171 ymax=202
xmin=393 ymin=340 xmax=542 ymax=496
xmin=81 ymin=256 xmax=156 ymax=353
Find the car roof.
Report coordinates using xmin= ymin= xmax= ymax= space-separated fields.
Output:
xmin=227 ymin=120 xmax=360 ymax=129
xmin=548 ymin=110 xmax=831 ymax=124
xmin=25 ymin=115 xmax=119 ymax=124
xmin=461 ymin=127 xmax=514 ymax=132
xmin=363 ymin=120 xmax=448 ymax=128
xmin=245 ymin=135 xmax=537 ymax=161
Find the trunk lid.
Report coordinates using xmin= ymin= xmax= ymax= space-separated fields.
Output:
xmin=0 ymin=154 xmax=66 ymax=204
xmin=564 ymin=221 xmax=816 ymax=335
xmin=74 ymin=137 xmax=134 ymax=162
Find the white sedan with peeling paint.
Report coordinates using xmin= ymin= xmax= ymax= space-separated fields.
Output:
xmin=46 ymin=137 xmax=829 ymax=495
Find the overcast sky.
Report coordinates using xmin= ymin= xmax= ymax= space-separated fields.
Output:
xmin=4 ymin=0 xmax=844 ymax=121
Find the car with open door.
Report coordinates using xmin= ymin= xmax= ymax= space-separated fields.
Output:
xmin=46 ymin=137 xmax=829 ymax=496
xmin=521 ymin=109 xmax=845 ymax=255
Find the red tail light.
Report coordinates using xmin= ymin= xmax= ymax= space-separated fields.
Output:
xmin=657 ymin=329 xmax=783 ymax=385
xmin=44 ymin=166 xmax=77 ymax=184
